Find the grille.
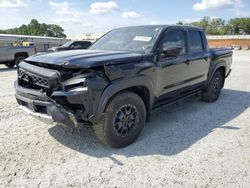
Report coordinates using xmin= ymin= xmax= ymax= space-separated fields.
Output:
xmin=18 ymin=69 xmax=49 ymax=89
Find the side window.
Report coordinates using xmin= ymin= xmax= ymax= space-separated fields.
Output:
xmin=71 ymin=42 xmax=81 ymax=49
xmin=79 ymin=42 xmax=85 ymax=47
xmin=161 ymin=30 xmax=186 ymax=56
xmin=80 ymin=42 xmax=91 ymax=48
xmin=189 ymin=30 xmax=203 ymax=53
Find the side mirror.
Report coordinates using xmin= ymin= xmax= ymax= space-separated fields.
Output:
xmin=162 ymin=46 xmax=183 ymax=57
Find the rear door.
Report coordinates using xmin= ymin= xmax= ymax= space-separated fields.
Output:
xmin=187 ymin=29 xmax=210 ymax=85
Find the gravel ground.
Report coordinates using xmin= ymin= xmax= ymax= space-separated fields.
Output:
xmin=0 ymin=51 xmax=250 ymax=188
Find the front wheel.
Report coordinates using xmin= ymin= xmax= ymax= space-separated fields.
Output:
xmin=202 ymin=71 xmax=224 ymax=102
xmin=93 ymin=92 xmax=146 ymax=148
xmin=5 ymin=62 xmax=15 ymax=68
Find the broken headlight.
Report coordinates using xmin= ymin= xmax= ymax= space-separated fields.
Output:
xmin=63 ymin=76 xmax=88 ymax=92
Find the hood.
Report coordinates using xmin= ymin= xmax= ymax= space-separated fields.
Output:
xmin=25 ymin=50 xmax=143 ymax=69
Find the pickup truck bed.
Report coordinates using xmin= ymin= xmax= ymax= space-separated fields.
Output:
xmin=210 ymin=48 xmax=233 ymax=59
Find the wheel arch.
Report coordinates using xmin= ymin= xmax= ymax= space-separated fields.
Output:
xmin=204 ymin=60 xmax=227 ymax=92
xmin=97 ymin=76 xmax=155 ymax=122
xmin=15 ymin=52 xmax=28 ymax=59
xmin=209 ymin=60 xmax=227 ymax=80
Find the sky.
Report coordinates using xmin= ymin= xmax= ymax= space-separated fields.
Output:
xmin=0 ymin=0 xmax=250 ymax=35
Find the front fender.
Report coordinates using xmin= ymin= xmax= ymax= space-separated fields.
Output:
xmin=95 ymin=76 xmax=155 ymax=122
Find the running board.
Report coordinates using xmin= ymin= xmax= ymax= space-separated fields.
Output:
xmin=152 ymin=89 xmax=202 ymax=110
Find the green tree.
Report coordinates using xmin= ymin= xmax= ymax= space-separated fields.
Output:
xmin=0 ymin=19 xmax=66 ymax=38
xmin=207 ymin=18 xmax=225 ymax=35
xmin=176 ymin=16 xmax=250 ymax=35
xmin=228 ymin=18 xmax=241 ymax=34
xmin=191 ymin=16 xmax=210 ymax=32
xmin=176 ymin=21 xmax=183 ymax=25
xmin=228 ymin=18 xmax=250 ymax=34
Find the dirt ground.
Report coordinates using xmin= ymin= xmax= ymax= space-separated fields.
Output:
xmin=0 ymin=51 xmax=249 ymax=188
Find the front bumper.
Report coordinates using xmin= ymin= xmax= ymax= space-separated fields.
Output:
xmin=19 ymin=105 xmax=54 ymax=124
xmin=15 ymin=81 xmax=86 ymax=127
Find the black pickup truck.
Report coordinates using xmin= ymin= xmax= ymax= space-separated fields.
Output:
xmin=15 ymin=25 xmax=232 ymax=148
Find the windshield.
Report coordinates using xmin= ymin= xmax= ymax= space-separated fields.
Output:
xmin=90 ymin=26 xmax=163 ymax=53
xmin=61 ymin=41 xmax=73 ymax=47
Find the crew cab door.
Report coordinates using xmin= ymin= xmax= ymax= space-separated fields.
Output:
xmin=186 ymin=29 xmax=210 ymax=85
xmin=156 ymin=28 xmax=191 ymax=96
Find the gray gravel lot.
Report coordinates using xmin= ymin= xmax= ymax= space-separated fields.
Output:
xmin=0 ymin=51 xmax=250 ymax=187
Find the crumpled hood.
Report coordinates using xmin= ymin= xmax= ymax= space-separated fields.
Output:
xmin=25 ymin=50 xmax=143 ymax=68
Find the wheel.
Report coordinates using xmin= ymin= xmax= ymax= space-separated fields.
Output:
xmin=15 ymin=56 xmax=26 ymax=66
xmin=202 ymin=71 xmax=224 ymax=102
xmin=5 ymin=62 xmax=15 ymax=68
xmin=93 ymin=92 xmax=146 ymax=148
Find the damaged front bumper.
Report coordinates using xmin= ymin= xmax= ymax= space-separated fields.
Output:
xmin=15 ymin=81 xmax=88 ymax=127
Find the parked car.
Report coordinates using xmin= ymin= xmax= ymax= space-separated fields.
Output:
xmin=48 ymin=40 xmax=92 ymax=52
xmin=0 ymin=45 xmax=37 ymax=67
xmin=15 ymin=25 xmax=232 ymax=148
xmin=232 ymin=45 xmax=241 ymax=50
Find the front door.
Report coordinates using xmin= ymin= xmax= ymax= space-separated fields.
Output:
xmin=157 ymin=28 xmax=191 ymax=96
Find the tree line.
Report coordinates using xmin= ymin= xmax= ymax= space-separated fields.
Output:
xmin=177 ymin=17 xmax=250 ymax=35
xmin=0 ymin=17 xmax=249 ymax=37
xmin=0 ymin=19 xmax=66 ymax=38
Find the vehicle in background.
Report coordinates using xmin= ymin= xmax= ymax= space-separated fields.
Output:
xmin=232 ymin=45 xmax=241 ymax=50
xmin=47 ymin=40 xmax=92 ymax=52
xmin=15 ymin=25 xmax=232 ymax=148
xmin=0 ymin=45 xmax=37 ymax=68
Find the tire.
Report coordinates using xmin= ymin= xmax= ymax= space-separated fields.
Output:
xmin=5 ymin=62 xmax=15 ymax=68
xmin=93 ymin=92 xmax=146 ymax=148
xmin=202 ymin=71 xmax=224 ymax=102
xmin=15 ymin=56 xmax=26 ymax=66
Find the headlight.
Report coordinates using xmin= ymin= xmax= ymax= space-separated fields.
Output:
xmin=63 ymin=76 xmax=87 ymax=91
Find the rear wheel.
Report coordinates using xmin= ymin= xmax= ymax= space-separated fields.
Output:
xmin=202 ymin=71 xmax=224 ymax=102
xmin=93 ymin=92 xmax=146 ymax=148
xmin=5 ymin=62 xmax=15 ymax=68
xmin=15 ymin=56 xmax=26 ymax=66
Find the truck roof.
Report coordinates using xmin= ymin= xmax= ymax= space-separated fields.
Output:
xmin=116 ymin=25 xmax=203 ymax=31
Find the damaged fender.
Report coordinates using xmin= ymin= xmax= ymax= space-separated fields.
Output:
xmin=95 ymin=75 xmax=155 ymax=122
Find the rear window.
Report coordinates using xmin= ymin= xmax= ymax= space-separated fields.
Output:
xmin=189 ymin=30 xmax=203 ymax=53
